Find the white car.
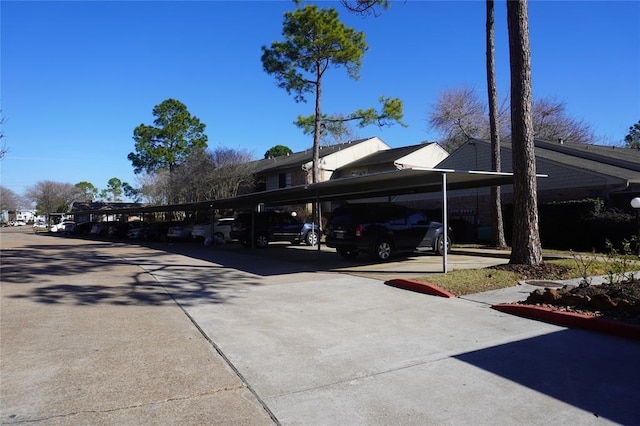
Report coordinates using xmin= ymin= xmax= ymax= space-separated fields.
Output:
xmin=33 ymin=221 xmax=48 ymax=230
xmin=51 ymin=221 xmax=75 ymax=233
xmin=12 ymin=220 xmax=27 ymax=226
xmin=167 ymin=222 xmax=195 ymax=240
xmin=192 ymin=217 xmax=234 ymax=243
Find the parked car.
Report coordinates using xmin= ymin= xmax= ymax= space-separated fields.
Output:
xmin=325 ymin=203 xmax=452 ymax=261
xmin=140 ymin=221 xmax=181 ymax=241
xmin=108 ymin=221 xmax=143 ymax=238
xmin=33 ymin=221 xmax=48 ymax=231
xmin=51 ymin=220 xmax=75 ymax=233
xmin=167 ymin=221 xmax=195 ymax=241
xmin=192 ymin=217 xmax=235 ymax=243
xmin=73 ymin=221 xmax=96 ymax=235
xmin=90 ymin=222 xmax=113 ymax=236
xmin=126 ymin=225 xmax=145 ymax=239
xmin=12 ymin=220 xmax=27 ymax=226
xmin=299 ymin=222 xmax=321 ymax=246
xmin=230 ymin=211 xmax=318 ymax=248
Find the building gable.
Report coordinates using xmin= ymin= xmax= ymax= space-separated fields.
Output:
xmin=251 ymin=137 xmax=391 ymax=191
xmin=333 ymin=143 xmax=449 ymax=178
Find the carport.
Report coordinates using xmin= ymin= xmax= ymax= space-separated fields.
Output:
xmin=80 ymin=168 xmax=534 ymax=272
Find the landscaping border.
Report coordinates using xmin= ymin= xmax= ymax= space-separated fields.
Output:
xmin=492 ymin=303 xmax=640 ymax=341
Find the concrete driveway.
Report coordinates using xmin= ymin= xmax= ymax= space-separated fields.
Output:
xmin=2 ymin=228 xmax=639 ymax=425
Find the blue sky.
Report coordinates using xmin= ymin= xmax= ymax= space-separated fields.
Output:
xmin=2 ymin=1 xmax=639 ymax=200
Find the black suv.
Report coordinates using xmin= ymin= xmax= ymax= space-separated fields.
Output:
xmin=230 ymin=211 xmax=318 ymax=248
xmin=325 ymin=203 xmax=451 ymax=261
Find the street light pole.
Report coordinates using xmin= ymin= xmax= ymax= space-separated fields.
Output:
xmin=631 ymin=197 xmax=640 ymax=257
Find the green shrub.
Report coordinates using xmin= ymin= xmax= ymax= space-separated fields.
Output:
xmin=505 ymin=199 xmax=635 ymax=252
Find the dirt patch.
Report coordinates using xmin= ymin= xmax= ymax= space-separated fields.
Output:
xmin=489 ymin=262 xmax=573 ymax=280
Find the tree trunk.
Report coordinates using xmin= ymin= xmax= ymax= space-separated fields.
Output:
xmin=312 ymin=65 xmax=323 ymax=237
xmin=313 ymin=66 xmax=322 ymax=185
xmin=486 ymin=0 xmax=506 ymax=249
xmin=507 ymin=0 xmax=543 ymax=266
xmin=168 ymin=162 xmax=175 ymax=205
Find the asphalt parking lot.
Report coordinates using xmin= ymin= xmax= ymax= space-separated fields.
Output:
xmin=2 ymin=227 xmax=639 ymax=425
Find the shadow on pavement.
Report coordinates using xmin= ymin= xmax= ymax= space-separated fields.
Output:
xmin=2 ymin=241 xmax=264 ymax=307
xmin=1 ymin=242 xmax=137 ymax=284
xmin=454 ymin=329 xmax=640 ymax=425
xmin=151 ymin=239 xmax=448 ymax=277
xmin=34 ymin=232 xmax=472 ymax=278
xmin=3 ymin=233 xmax=493 ymax=308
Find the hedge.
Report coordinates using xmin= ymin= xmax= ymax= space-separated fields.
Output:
xmin=503 ymin=199 xmax=636 ymax=252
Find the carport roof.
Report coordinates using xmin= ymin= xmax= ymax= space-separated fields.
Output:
xmin=84 ymin=168 xmax=531 ymax=215
xmin=230 ymin=167 xmax=519 ymax=207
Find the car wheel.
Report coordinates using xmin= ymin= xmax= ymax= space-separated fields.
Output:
xmin=436 ymin=235 xmax=452 ymax=255
xmin=214 ymin=232 xmax=224 ymax=242
xmin=255 ymin=233 xmax=269 ymax=248
xmin=305 ymin=230 xmax=319 ymax=246
xmin=337 ymin=247 xmax=358 ymax=260
xmin=372 ymin=238 xmax=393 ymax=261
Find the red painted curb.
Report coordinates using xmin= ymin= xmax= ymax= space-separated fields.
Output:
xmin=385 ymin=279 xmax=456 ymax=298
xmin=492 ymin=303 xmax=640 ymax=341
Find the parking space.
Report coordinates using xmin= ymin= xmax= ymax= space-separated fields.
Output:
xmin=27 ymin=224 xmax=506 ymax=281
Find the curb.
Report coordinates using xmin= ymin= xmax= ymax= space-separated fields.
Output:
xmin=492 ymin=303 xmax=640 ymax=341
xmin=385 ymin=279 xmax=456 ymax=298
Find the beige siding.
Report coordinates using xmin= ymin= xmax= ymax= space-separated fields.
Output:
xmin=396 ymin=144 xmax=449 ymax=168
xmin=303 ymin=137 xmax=391 ymax=175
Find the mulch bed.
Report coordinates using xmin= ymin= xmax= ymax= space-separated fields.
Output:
xmin=489 ymin=263 xmax=640 ymax=325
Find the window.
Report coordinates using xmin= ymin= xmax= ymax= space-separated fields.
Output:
xmin=387 ymin=207 xmax=406 ymax=226
xmin=255 ymin=178 xmax=266 ymax=192
xmin=278 ymin=173 xmax=291 ymax=188
xmin=408 ymin=211 xmax=428 ymax=226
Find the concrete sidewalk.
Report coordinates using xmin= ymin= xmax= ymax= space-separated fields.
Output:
xmin=2 ymin=230 xmax=639 ymax=425
xmin=1 ymin=230 xmax=275 ymax=424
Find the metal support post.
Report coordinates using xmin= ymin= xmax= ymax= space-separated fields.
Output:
xmin=442 ymin=172 xmax=448 ymax=273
